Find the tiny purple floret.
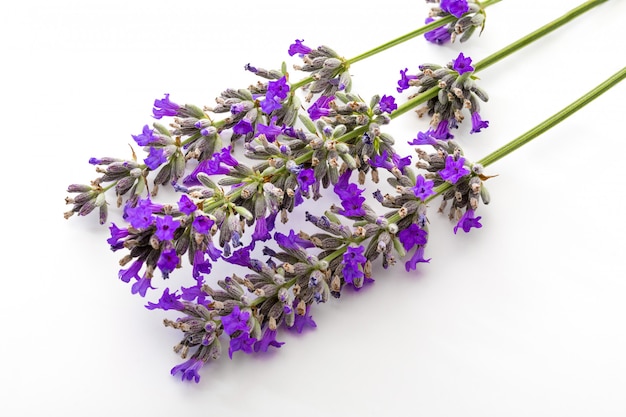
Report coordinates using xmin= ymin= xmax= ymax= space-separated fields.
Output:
xmin=470 ymin=112 xmax=489 ymax=133
xmin=397 ymin=68 xmax=418 ymax=93
xmin=144 ymin=147 xmax=167 ymax=170
xmin=221 ymin=305 xmax=250 ymax=336
xmin=177 ymin=195 xmax=197 ymax=215
xmin=132 ymin=124 xmax=157 ymax=146
xmin=170 ymin=358 xmax=203 ymax=383
xmin=439 ymin=155 xmax=470 ymax=184
xmin=454 ymin=209 xmax=483 ymax=234
xmin=379 ymin=95 xmax=397 ymax=113
xmin=452 ymin=52 xmax=474 ymax=75
xmin=146 ymin=288 xmax=184 ymax=311
xmin=154 ymin=215 xmax=180 ymax=241
xmin=288 ymin=39 xmax=312 ymax=56
xmin=153 ymin=94 xmax=180 ymax=119
xmin=441 ymin=0 xmax=470 ymax=18
xmin=412 ymin=175 xmax=435 ymax=200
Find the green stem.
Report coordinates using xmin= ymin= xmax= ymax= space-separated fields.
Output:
xmin=478 ymin=66 xmax=626 ymax=167
xmin=473 ymin=0 xmax=608 ymax=73
xmin=349 ymin=0 xmax=503 ymax=65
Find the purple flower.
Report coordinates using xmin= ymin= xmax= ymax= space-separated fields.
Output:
xmin=131 ymin=276 xmax=156 ymax=297
xmin=405 ymin=245 xmax=431 ymax=272
xmin=181 ymin=279 xmax=210 ymax=306
xmin=454 ymin=209 xmax=483 ymax=234
xmin=439 ymin=155 xmax=470 ymax=184
xmin=369 ymin=150 xmax=394 ymax=171
xmin=228 ymin=333 xmax=256 ymax=359
xmin=119 ymin=259 xmax=143 ymax=283
xmin=392 ymin=153 xmax=412 ymax=173
xmin=297 ymin=168 xmax=316 ymax=193
xmin=260 ymin=96 xmax=282 ymax=114
xmin=289 ymin=302 xmax=317 ymax=333
xmin=146 ymin=288 xmax=184 ymax=311
xmin=412 ymin=175 xmax=435 ymax=200
xmin=338 ymin=195 xmax=366 ymax=217
xmin=177 ymin=195 xmax=197 ymax=215
xmin=191 ymin=243 xmax=221 ymax=279
xmin=260 ymin=77 xmax=290 ymax=114
xmin=441 ymin=0 xmax=469 ymax=18
xmin=153 ymin=94 xmax=180 ymax=119
xmin=470 ymin=112 xmax=489 ymax=133
xmin=369 ymin=149 xmax=411 ymax=174
xmin=244 ymin=63 xmax=258 ymax=73
xmin=223 ymin=244 xmax=253 ymax=267
xmin=156 ymin=248 xmax=179 ymax=277
xmin=379 ymin=95 xmax=397 ymax=113
xmin=397 ymin=68 xmax=417 ymax=93
xmin=192 ymin=216 xmax=213 ymax=234
xmin=251 ymin=215 xmax=271 ymax=242
xmin=432 ymin=119 xmax=454 ymax=140
xmin=230 ymin=102 xmax=247 ymax=114
xmin=307 ymin=95 xmax=333 ymax=120
xmin=256 ymin=116 xmax=282 ymax=142
xmin=452 ymin=52 xmax=474 ymax=75
xmin=107 ymin=222 xmax=129 ymax=250
xmin=132 ymin=124 xmax=157 ymax=146
xmin=233 ymin=118 xmax=254 ymax=135
xmin=408 ymin=130 xmax=439 ymax=146
xmin=170 ymin=358 xmax=203 ymax=383
xmin=274 ymin=229 xmax=314 ymax=250
xmin=267 ymin=77 xmax=290 ymax=100
xmin=216 ymin=147 xmax=239 ymax=167
xmin=183 ymin=150 xmax=233 ymax=184
xmin=254 ymin=328 xmax=284 ymax=353
xmin=192 ymin=249 xmax=212 ymax=279
xmin=424 ymin=17 xmax=451 ymax=44
xmin=398 ymin=223 xmax=428 ymax=251
xmin=125 ymin=201 xmax=155 ymax=229
xmin=205 ymin=241 xmax=222 ymax=261
xmin=144 ymin=147 xmax=167 ymax=170
xmin=222 ymin=305 xmax=250 ymax=336
xmin=333 ymin=170 xmax=361 ymax=201
xmin=288 ymin=39 xmax=312 ymax=56
xmin=154 ymin=215 xmax=180 ymax=241
xmin=333 ymin=170 xmax=366 ymax=217
xmin=342 ymin=246 xmax=367 ymax=286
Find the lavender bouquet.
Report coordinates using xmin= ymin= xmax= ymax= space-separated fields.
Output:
xmin=63 ymin=0 xmax=624 ymax=386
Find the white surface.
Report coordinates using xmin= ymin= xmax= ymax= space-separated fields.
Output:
xmin=2 ymin=0 xmax=626 ymax=416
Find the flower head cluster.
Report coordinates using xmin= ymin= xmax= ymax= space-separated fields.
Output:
xmin=424 ymin=0 xmax=486 ymax=44
xmin=398 ymin=52 xmax=489 ymax=138
xmin=288 ymin=39 xmax=351 ymax=101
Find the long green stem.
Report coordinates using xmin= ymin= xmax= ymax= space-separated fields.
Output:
xmin=478 ymin=66 xmax=626 ymax=167
xmin=473 ymin=0 xmax=608 ymax=73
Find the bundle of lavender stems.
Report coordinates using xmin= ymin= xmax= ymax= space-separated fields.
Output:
xmin=64 ymin=0 xmax=623 ymax=383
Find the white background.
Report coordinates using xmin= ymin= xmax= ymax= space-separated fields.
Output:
xmin=2 ymin=0 xmax=626 ymax=416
